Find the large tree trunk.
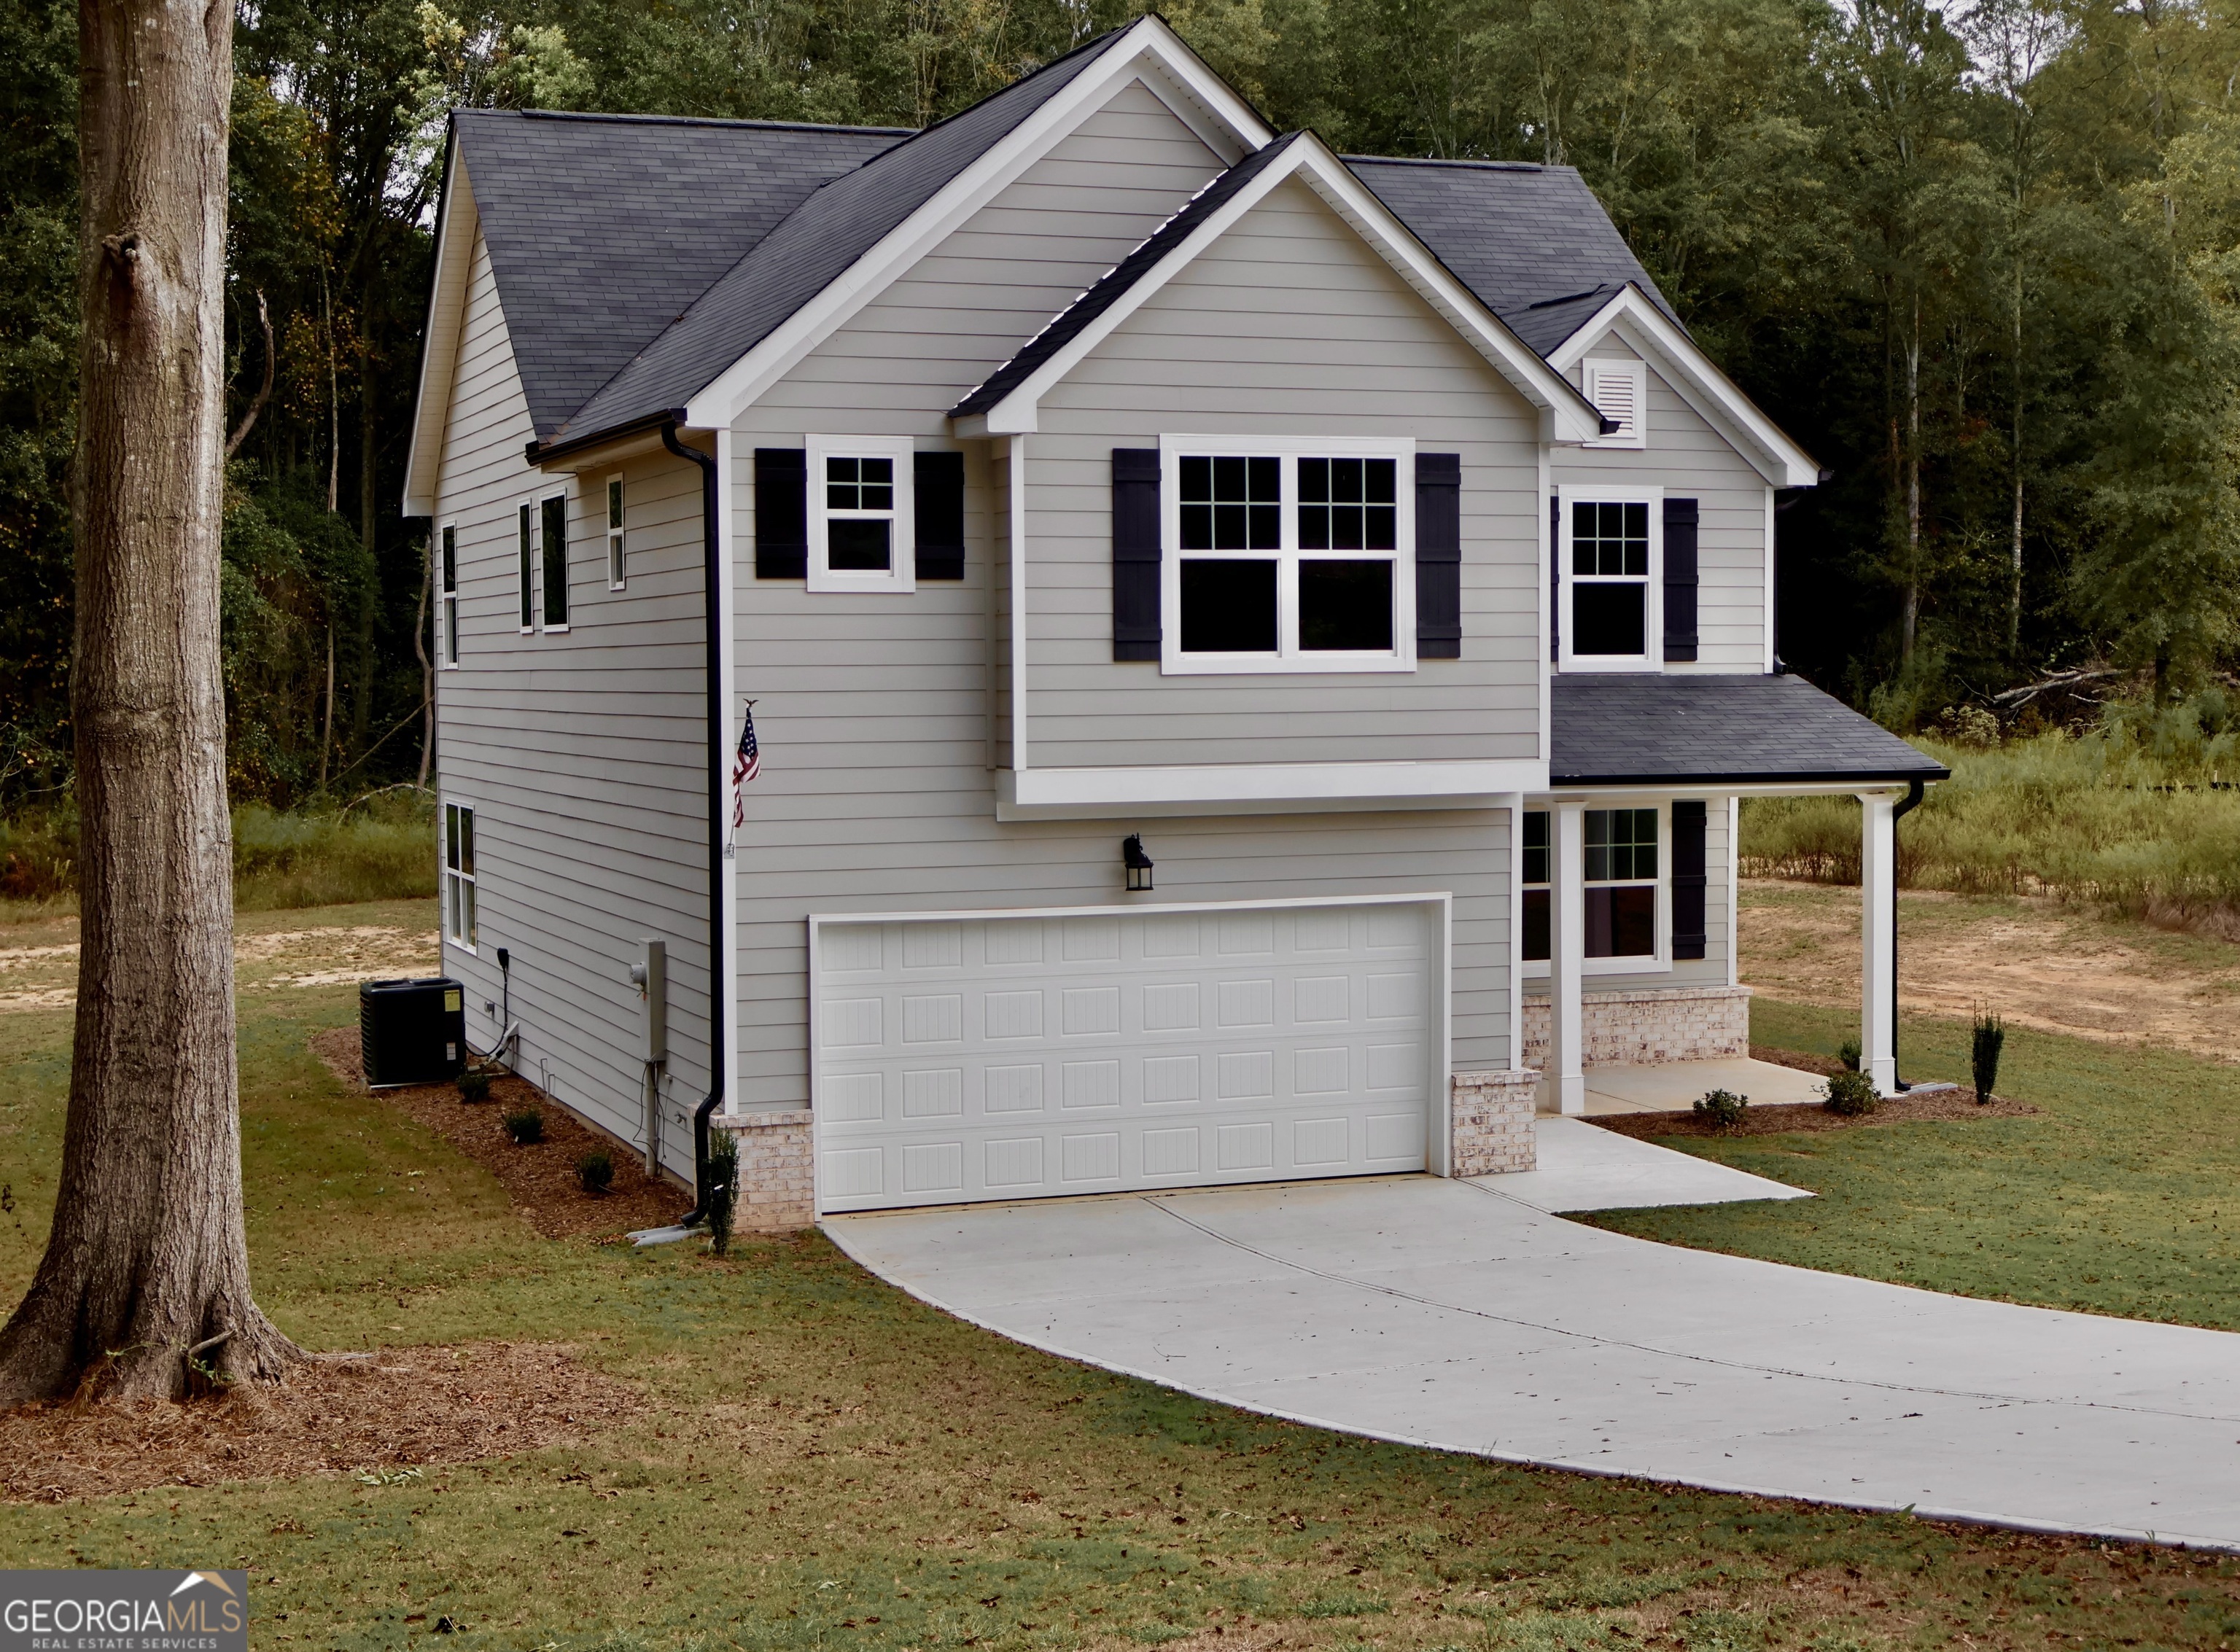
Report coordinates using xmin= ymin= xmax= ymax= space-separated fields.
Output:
xmin=0 ymin=0 xmax=300 ymax=1404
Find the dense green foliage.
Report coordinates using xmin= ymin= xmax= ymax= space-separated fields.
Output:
xmin=1742 ymin=692 xmax=2240 ymax=920
xmin=4 ymin=0 xmax=2239 ymax=807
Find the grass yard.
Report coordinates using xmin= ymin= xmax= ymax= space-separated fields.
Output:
xmin=1 ymin=905 xmax=2239 ymax=1649
xmin=1587 ymin=999 xmax=2240 ymax=1333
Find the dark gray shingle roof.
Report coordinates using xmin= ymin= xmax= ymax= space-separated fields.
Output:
xmin=1551 ymin=674 xmax=1949 ymax=786
xmin=454 ymin=110 xmax=905 ymax=444
xmin=1346 ymin=158 xmax=1679 ymax=354
xmin=951 ymin=133 xmax=1304 ymax=418
xmin=549 ymin=28 xmax=1134 ymax=449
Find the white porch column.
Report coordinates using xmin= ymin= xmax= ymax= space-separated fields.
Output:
xmin=1548 ymin=797 xmax=1587 ymax=1115
xmin=1859 ymin=790 xmax=1898 ymax=1096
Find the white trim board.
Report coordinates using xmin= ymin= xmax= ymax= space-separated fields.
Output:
xmin=998 ymin=760 xmax=1547 ymax=820
xmin=685 ymin=19 xmax=1273 ymax=432
xmin=402 ymin=141 xmax=476 ymax=518
xmin=960 ymin=131 xmax=1604 ymax=445
xmin=1549 ymin=287 xmax=1820 ymax=489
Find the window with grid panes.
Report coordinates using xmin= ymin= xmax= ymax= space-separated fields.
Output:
xmin=443 ymin=803 xmax=476 ymax=947
xmin=1570 ymin=499 xmax=1649 ymax=657
xmin=1584 ymin=806 xmax=1657 ymax=957
xmin=824 ymin=456 xmax=894 ymax=571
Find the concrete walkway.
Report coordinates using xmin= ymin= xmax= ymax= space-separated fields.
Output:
xmin=1500 ymin=1117 xmax=1812 ymax=1212
xmin=828 ymin=1176 xmax=2240 ymax=1549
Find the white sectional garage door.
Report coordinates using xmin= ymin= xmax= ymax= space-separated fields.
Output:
xmin=812 ymin=899 xmax=1441 ymax=1214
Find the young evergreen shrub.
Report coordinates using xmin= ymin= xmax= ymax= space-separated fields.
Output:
xmin=502 ymin=1105 xmax=544 ymax=1145
xmin=576 ymin=1148 xmax=614 ymax=1194
xmin=1693 ymin=1088 xmax=1749 ymax=1130
xmin=1821 ymin=1069 xmax=1879 ymax=1117
xmin=1972 ymin=1010 xmax=2007 ymax=1104
xmin=456 ymin=1068 xmax=491 ymax=1103
xmin=704 ymin=1132 xmax=739 ymax=1257
xmin=1838 ymin=1037 xmax=1862 ymax=1073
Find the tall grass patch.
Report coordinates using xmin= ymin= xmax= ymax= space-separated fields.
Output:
xmin=1743 ymin=696 xmax=2240 ymax=927
xmin=0 ymin=791 xmax=437 ymax=916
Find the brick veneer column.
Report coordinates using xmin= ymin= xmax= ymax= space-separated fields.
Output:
xmin=1450 ymin=1069 xmax=1539 ymax=1175
xmin=718 ymin=1110 xmax=814 ymax=1231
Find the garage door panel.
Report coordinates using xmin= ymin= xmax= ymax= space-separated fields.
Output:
xmin=815 ymin=901 xmax=1440 ymax=1212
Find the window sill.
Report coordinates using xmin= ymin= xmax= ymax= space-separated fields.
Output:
xmin=1522 ymin=956 xmax=1672 ymax=978
xmin=1161 ymin=652 xmax=1417 ymax=676
xmin=1557 ymin=656 xmax=1662 ymax=674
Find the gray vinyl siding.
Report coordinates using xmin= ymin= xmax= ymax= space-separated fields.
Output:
xmin=721 ymin=91 xmax=1528 ymax=1110
xmin=1556 ymin=335 xmax=1770 ymax=672
xmin=432 ymin=212 xmax=713 ymax=1181
xmin=1023 ymin=176 xmax=1544 ymax=768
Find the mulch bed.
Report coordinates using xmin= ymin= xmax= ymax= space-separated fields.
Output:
xmin=311 ymin=1025 xmax=691 ymax=1239
xmin=1588 ymin=1045 xmax=2040 ymax=1141
xmin=0 ymin=1342 xmax=637 ymax=1503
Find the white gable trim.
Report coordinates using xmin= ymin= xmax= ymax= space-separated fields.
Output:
xmin=680 ymin=17 xmax=1270 ymax=430
xmin=961 ymin=135 xmax=1605 ymax=443
xmin=402 ymin=139 xmax=477 ymax=518
xmin=1549 ymin=287 xmax=1820 ymax=488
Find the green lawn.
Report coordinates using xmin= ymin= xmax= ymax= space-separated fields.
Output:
xmin=1 ymin=908 xmax=2237 ymax=1650
xmin=1587 ymin=1000 xmax=2240 ymax=1331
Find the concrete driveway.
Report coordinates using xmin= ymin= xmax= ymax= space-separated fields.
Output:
xmin=827 ymin=1174 xmax=2240 ymax=1550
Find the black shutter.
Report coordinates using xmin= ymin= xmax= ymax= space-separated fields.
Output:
xmin=754 ymin=448 xmax=806 ymax=580
xmin=1662 ymin=496 xmax=1699 ymax=662
xmin=1415 ymin=453 xmax=1461 ymax=659
xmin=914 ymin=450 xmax=965 ymax=580
xmin=1549 ymin=494 xmax=1562 ymax=662
xmin=1112 ymin=448 xmax=1161 ymax=661
xmin=1672 ymin=799 xmax=1708 ymax=960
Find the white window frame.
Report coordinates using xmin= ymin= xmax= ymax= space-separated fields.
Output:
xmin=516 ymin=502 xmax=535 ymax=633
xmin=605 ymin=473 xmax=626 ymax=591
xmin=443 ymin=800 xmax=478 ymax=953
xmin=436 ymin=521 xmax=459 ymax=669
xmin=1519 ymin=800 xmax=1671 ymax=978
xmin=1558 ymin=483 xmax=1662 ymax=674
xmin=1157 ymin=433 xmax=1417 ymax=676
xmin=537 ymin=487 xmax=572 ymax=632
xmin=807 ymin=434 xmax=915 ymax=594
xmin=1581 ymin=357 xmax=1648 ymax=449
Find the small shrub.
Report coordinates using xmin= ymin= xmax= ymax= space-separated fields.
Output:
xmin=502 ymin=1105 xmax=544 ymax=1145
xmin=577 ymin=1149 xmax=614 ymax=1194
xmin=1972 ymin=1009 xmax=2007 ymax=1104
xmin=1692 ymin=1088 xmax=1749 ymax=1130
xmin=456 ymin=1068 xmax=491 ymax=1103
xmin=1838 ymin=1037 xmax=1862 ymax=1073
xmin=704 ymin=1131 xmax=739 ymax=1257
xmin=1821 ymin=1069 xmax=1879 ymax=1117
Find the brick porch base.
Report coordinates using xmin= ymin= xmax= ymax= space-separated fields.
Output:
xmin=1520 ymin=984 xmax=1751 ymax=1068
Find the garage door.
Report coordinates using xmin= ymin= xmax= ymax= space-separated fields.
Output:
xmin=812 ymin=898 xmax=1439 ymax=1214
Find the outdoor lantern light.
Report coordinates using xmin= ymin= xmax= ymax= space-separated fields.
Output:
xmin=1122 ymin=834 xmax=1154 ymax=892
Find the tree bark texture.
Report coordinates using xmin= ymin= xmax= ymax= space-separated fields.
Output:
xmin=0 ymin=0 xmax=300 ymax=1404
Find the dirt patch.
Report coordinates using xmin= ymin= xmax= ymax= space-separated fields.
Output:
xmin=0 ymin=1341 xmax=634 ymax=1503
xmin=1741 ymin=878 xmax=2240 ymax=1062
xmin=312 ymin=1025 xmax=690 ymax=1240
xmin=0 ymin=914 xmax=439 ymax=1013
xmin=1589 ymin=1062 xmax=2040 ymax=1142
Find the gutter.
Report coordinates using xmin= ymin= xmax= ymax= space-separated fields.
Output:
xmin=528 ymin=408 xmax=687 ymax=470
xmin=1888 ymin=777 xmax=1926 ymax=1092
xmin=661 ymin=421 xmax=726 ymax=1223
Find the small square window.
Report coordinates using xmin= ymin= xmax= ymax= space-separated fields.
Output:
xmin=807 ymin=437 xmax=914 ymax=592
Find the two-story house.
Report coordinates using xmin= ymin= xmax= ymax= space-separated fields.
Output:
xmin=402 ymin=19 xmax=1944 ymax=1227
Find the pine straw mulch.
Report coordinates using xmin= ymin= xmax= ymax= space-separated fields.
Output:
xmin=0 ymin=1341 xmax=637 ymax=1503
xmin=311 ymin=1025 xmax=690 ymax=1240
xmin=1587 ymin=1044 xmax=2041 ymax=1141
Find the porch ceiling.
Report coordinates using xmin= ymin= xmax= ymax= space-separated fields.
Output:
xmin=1550 ymin=673 xmax=1950 ymax=789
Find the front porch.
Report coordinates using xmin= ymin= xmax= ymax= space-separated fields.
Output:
xmin=1535 ymin=674 xmax=1951 ymax=1116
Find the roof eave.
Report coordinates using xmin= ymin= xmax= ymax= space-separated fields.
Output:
xmin=400 ymin=130 xmax=472 ymax=518
xmin=1550 ymin=766 xmax=1950 ymax=790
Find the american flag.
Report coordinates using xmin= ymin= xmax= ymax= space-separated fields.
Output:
xmin=732 ymin=701 xmax=760 ymax=827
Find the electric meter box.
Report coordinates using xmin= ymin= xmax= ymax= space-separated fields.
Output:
xmin=359 ymin=976 xmax=468 ymax=1087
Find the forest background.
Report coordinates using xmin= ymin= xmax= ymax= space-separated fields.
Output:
xmin=4 ymin=0 xmax=2240 ymax=816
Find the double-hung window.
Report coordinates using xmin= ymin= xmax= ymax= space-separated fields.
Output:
xmin=443 ymin=802 xmax=477 ymax=948
xmin=605 ymin=475 xmax=626 ymax=589
xmin=438 ymin=523 xmax=459 ymax=668
xmin=1585 ymin=807 xmax=1659 ymax=959
xmin=1520 ymin=806 xmax=1666 ymax=970
xmin=540 ymin=494 xmax=570 ymax=628
xmin=1560 ymin=486 xmax=1660 ymax=670
xmin=1160 ymin=436 xmax=1414 ymax=674
xmin=517 ymin=504 xmax=535 ymax=631
xmin=807 ymin=434 xmax=914 ymax=593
